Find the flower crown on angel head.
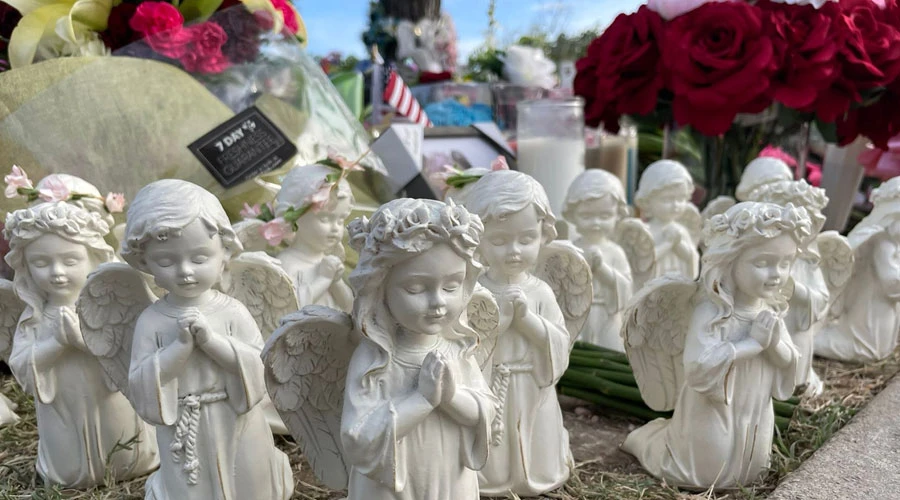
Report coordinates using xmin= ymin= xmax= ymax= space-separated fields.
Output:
xmin=4 ymin=166 xmax=126 ymax=214
xmin=425 ymin=155 xmax=510 ymax=196
xmin=871 ymin=176 xmax=900 ymax=205
xmin=240 ymin=147 xmax=366 ymax=246
xmin=347 ymin=198 xmax=482 ymax=259
xmin=703 ymin=202 xmax=812 ymax=250
xmin=748 ymin=179 xmax=828 ymax=214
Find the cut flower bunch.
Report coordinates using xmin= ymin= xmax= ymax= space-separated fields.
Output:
xmin=0 ymin=0 xmax=306 ymax=73
xmin=575 ymin=0 xmax=900 ymax=151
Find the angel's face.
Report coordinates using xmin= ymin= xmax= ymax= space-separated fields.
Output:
xmin=646 ymin=187 xmax=688 ymax=223
xmin=142 ymin=219 xmax=227 ymax=299
xmin=481 ymin=205 xmax=543 ymax=280
xmin=572 ymin=196 xmax=617 ymax=239
xmin=386 ymin=243 xmax=468 ymax=337
xmin=292 ymin=195 xmax=352 ymax=254
xmin=25 ymin=233 xmax=94 ymax=306
xmin=731 ymin=233 xmax=797 ymax=303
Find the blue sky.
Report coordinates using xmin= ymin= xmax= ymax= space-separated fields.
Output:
xmin=297 ymin=0 xmax=643 ymax=60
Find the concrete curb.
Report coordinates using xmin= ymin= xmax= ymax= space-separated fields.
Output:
xmin=768 ymin=375 xmax=900 ymax=500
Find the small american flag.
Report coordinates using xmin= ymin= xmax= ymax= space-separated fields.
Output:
xmin=382 ymin=70 xmax=432 ymax=127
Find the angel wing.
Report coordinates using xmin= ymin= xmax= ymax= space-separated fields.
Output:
xmin=467 ymin=283 xmax=502 ymax=371
xmin=677 ymin=204 xmax=703 ymax=247
xmin=622 ymin=275 xmax=699 ymax=412
xmin=0 ymin=280 xmax=25 ymax=362
xmin=219 ymin=251 xmax=299 ymax=340
xmin=534 ymin=240 xmax=592 ymax=345
xmin=261 ymin=305 xmax=356 ymax=490
xmin=700 ymin=195 xmax=736 ymax=220
xmin=232 ymin=219 xmax=269 ymax=253
xmin=78 ymin=263 xmax=157 ymax=396
xmin=614 ymin=217 xmax=657 ymax=290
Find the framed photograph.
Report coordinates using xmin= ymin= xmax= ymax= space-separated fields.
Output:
xmin=422 ymin=123 xmax=517 ymax=172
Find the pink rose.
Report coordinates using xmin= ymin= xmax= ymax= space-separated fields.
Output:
xmin=130 ymin=2 xmax=183 ymax=37
xmin=240 ymin=203 xmax=262 ymax=219
xmin=178 ymin=22 xmax=231 ymax=74
xmin=260 ymin=218 xmax=289 ymax=246
xmin=105 ymin=192 xmax=126 ymax=213
xmin=647 ymin=0 xmax=731 ymax=20
xmin=4 ymin=165 xmax=32 ymax=198
xmin=38 ymin=175 xmax=70 ymax=202
xmin=180 ymin=50 xmax=231 ymax=74
xmin=307 ymin=181 xmax=334 ymax=212
xmin=490 ymin=156 xmax=510 ymax=171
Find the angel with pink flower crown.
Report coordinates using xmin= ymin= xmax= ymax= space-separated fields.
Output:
xmin=234 ymin=153 xmax=363 ymax=313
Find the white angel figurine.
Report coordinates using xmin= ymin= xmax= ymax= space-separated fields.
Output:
xmin=1 ymin=202 xmax=158 ymax=488
xmin=635 ymin=160 xmax=701 ymax=280
xmin=79 ymin=179 xmax=294 ymax=499
xmin=747 ymin=179 xmax=853 ymax=396
xmin=563 ymin=169 xmax=655 ymax=351
xmin=262 ymin=198 xmax=496 ymax=499
xmin=816 ymin=177 xmax=900 ymax=362
xmin=235 ymin=163 xmax=356 ymax=313
xmin=700 ymin=157 xmax=794 ymax=220
xmin=621 ymin=202 xmax=810 ymax=490
xmin=455 ymin=170 xmax=591 ymax=497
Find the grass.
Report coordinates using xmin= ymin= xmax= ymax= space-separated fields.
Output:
xmin=1 ymin=350 xmax=898 ymax=499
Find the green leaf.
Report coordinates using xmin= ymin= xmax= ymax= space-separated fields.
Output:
xmin=258 ymin=203 xmax=274 ymax=222
xmin=178 ymin=0 xmax=223 ymax=22
xmin=325 ymin=173 xmax=340 ymax=183
xmin=283 ymin=204 xmax=311 ymax=224
xmin=317 ymin=158 xmax=342 ymax=170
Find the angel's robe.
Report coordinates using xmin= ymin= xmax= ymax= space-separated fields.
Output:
xmin=622 ymin=301 xmax=798 ymax=489
xmin=9 ymin=306 xmax=158 ymax=488
xmin=279 ymin=252 xmax=353 ymax=313
xmin=341 ymin=336 xmax=495 ymax=500
xmin=576 ymin=239 xmax=632 ymax=352
xmin=650 ymin=221 xmax=699 ymax=280
xmin=785 ymin=255 xmax=829 ymax=389
xmin=477 ymin=275 xmax=573 ymax=497
xmin=0 ymin=393 xmax=19 ymax=426
xmin=816 ymin=232 xmax=900 ymax=362
xmin=128 ymin=292 xmax=293 ymax=500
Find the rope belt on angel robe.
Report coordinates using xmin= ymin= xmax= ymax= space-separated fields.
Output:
xmin=489 ymin=361 xmax=532 ymax=446
xmin=170 ymin=391 xmax=228 ymax=485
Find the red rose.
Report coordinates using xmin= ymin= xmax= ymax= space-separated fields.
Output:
xmin=270 ymin=0 xmax=299 ymax=34
xmin=574 ymin=6 xmax=665 ymax=132
xmin=843 ymin=0 xmax=900 ymax=86
xmin=837 ymin=89 xmax=900 ymax=150
xmin=759 ymin=1 xmax=840 ymax=110
xmin=130 ymin=2 xmax=184 ymax=37
xmin=811 ymin=2 xmax=894 ymax=122
xmin=664 ymin=2 xmax=778 ymax=136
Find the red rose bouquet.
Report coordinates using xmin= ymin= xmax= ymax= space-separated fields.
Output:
xmin=576 ymin=0 xmax=900 ymax=197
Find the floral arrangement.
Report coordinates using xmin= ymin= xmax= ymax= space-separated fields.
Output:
xmin=574 ymin=0 xmax=900 ymax=151
xmin=240 ymin=148 xmax=365 ymax=246
xmin=0 ymin=0 xmax=305 ymax=73
xmin=4 ymin=165 xmax=125 ymax=213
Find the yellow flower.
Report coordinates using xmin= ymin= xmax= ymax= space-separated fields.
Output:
xmin=6 ymin=0 xmax=116 ymax=68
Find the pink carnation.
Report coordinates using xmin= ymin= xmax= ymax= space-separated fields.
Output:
xmin=260 ymin=218 xmax=289 ymax=246
xmin=179 ymin=22 xmax=231 ymax=74
xmin=758 ymin=145 xmax=798 ymax=167
xmin=240 ymin=203 xmax=262 ymax=219
xmin=4 ymin=165 xmax=32 ymax=198
xmin=130 ymin=2 xmax=183 ymax=36
xmin=38 ymin=175 xmax=70 ymax=202
xmin=105 ymin=192 xmax=126 ymax=213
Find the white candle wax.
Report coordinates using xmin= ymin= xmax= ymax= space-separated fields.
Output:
xmin=517 ymin=137 xmax=585 ymax=217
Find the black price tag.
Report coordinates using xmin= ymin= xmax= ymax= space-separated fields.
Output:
xmin=188 ymin=107 xmax=297 ymax=188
